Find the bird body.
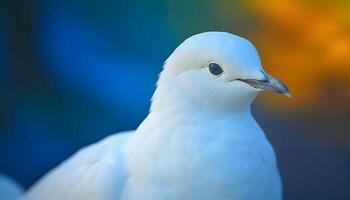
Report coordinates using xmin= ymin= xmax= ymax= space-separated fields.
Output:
xmin=25 ymin=111 xmax=281 ymax=200
xmin=21 ymin=32 xmax=289 ymax=200
xmin=122 ymin=67 xmax=283 ymax=199
xmin=25 ymin=132 xmax=131 ymax=200
xmin=122 ymin=108 xmax=282 ymax=200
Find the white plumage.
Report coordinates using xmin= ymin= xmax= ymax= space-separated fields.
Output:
xmin=25 ymin=133 xmax=131 ymax=200
xmin=22 ymin=32 xmax=289 ymax=200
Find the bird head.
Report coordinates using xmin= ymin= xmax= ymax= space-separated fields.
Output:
xmin=153 ymin=32 xmax=290 ymax=113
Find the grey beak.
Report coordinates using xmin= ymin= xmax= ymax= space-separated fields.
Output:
xmin=238 ymin=70 xmax=291 ymax=97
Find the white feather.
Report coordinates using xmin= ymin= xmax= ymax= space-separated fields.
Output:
xmin=25 ymin=132 xmax=131 ymax=200
xmin=24 ymin=32 xmax=283 ymax=200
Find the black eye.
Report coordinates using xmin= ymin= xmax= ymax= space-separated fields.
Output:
xmin=208 ymin=63 xmax=223 ymax=76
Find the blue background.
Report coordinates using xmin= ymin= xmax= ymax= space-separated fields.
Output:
xmin=1 ymin=1 xmax=349 ymax=200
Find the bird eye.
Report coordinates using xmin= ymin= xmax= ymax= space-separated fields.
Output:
xmin=208 ymin=63 xmax=224 ymax=76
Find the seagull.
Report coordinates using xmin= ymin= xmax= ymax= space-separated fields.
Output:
xmin=22 ymin=32 xmax=289 ymax=200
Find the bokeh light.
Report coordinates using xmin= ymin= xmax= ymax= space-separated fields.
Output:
xmin=1 ymin=1 xmax=349 ymax=199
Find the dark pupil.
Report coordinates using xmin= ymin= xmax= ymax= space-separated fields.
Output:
xmin=209 ymin=63 xmax=223 ymax=75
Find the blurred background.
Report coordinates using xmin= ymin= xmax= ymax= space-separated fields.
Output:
xmin=1 ymin=0 xmax=349 ymax=199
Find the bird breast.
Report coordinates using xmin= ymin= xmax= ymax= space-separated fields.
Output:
xmin=121 ymin=111 xmax=282 ymax=200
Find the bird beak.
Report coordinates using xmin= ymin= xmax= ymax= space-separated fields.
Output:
xmin=238 ymin=70 xmax=291 ymax=97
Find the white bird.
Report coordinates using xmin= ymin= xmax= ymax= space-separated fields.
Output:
xmin=22 ymin=32 xmax=290 ymax=200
